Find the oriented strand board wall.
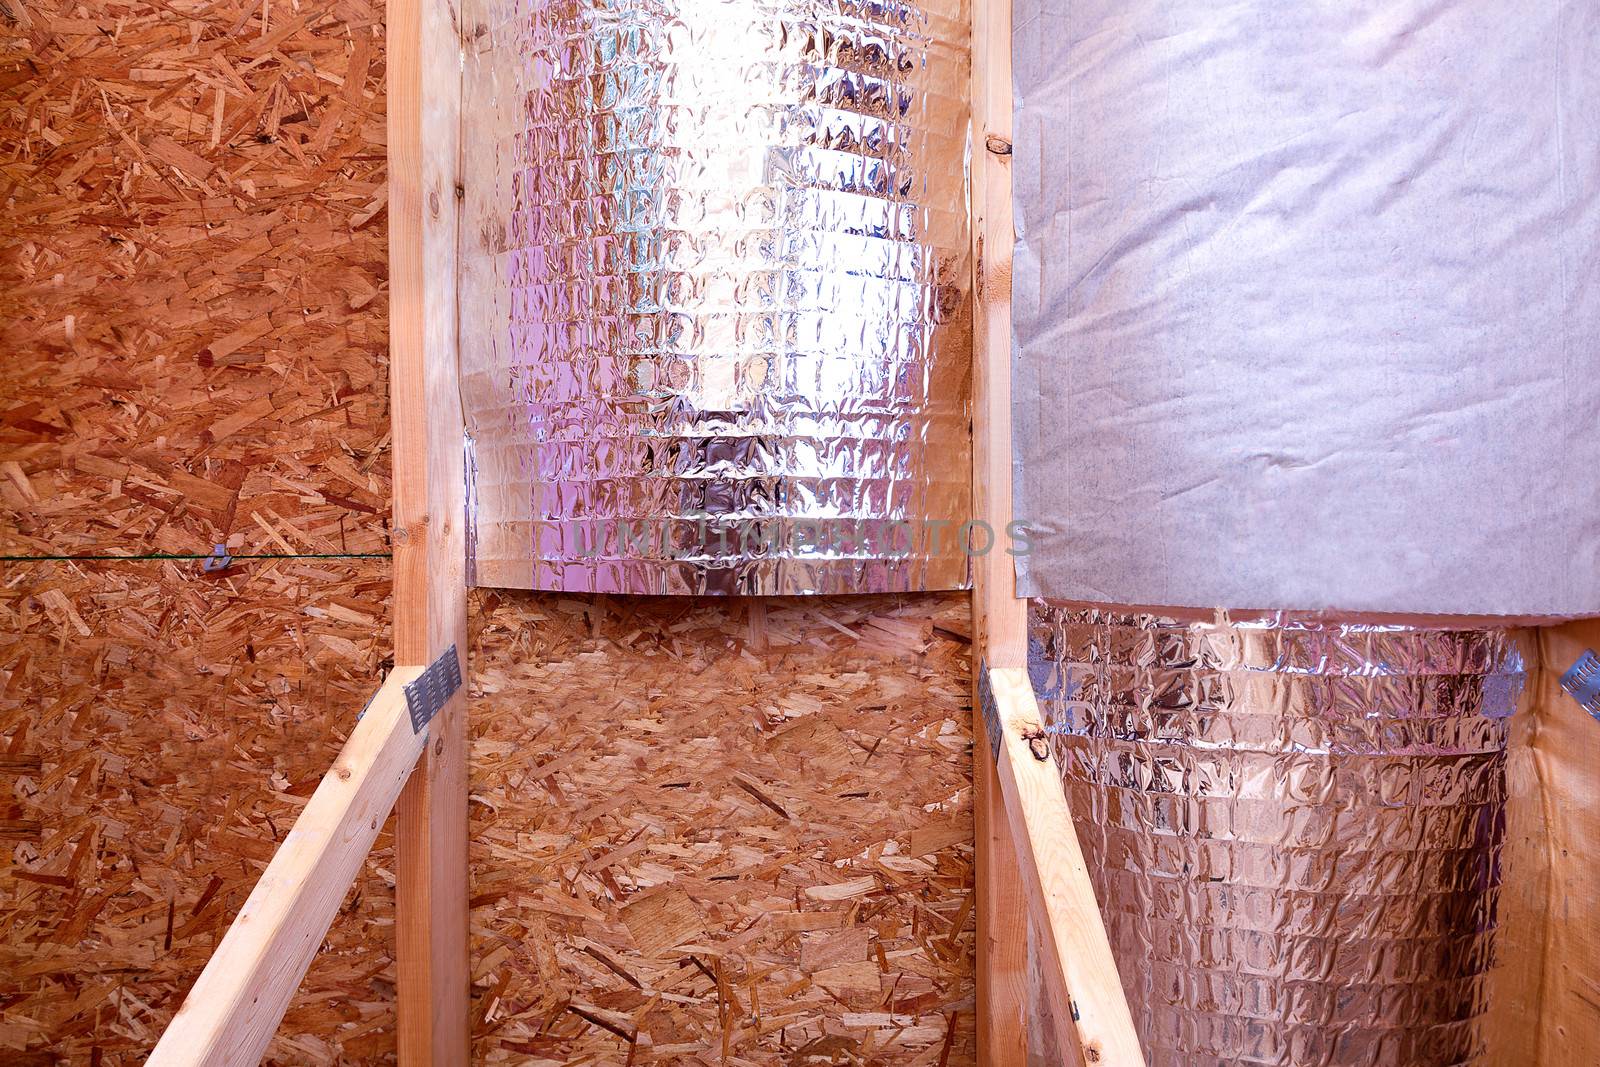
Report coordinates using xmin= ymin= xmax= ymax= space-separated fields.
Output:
xmin=1 ymin=1 xmax=396 ymax=1063
xmin=467 ymin=592 xmax=976 ymax=1064
xmin=0 ymin=560 xmax=397 ymax=1064
xmin=2 ymin=4 xmax=978 ymax=1065
xmin=0 ymin=0 xmax=392 ymax=559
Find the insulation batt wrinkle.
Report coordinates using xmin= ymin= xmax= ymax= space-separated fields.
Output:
xmin=460 ymin=0 xmax=973 ymax=594
xmin=1029 ymin=603 xmax=1529 ymax=1067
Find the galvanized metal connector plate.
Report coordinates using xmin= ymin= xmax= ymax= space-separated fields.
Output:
xmin=1560 ymin=648 xmax=1600 ymax=723
xmin=977 ymin=663 xmax=1002 ymax=763
xmin=405 ymin=645 xmax=462 ymax=734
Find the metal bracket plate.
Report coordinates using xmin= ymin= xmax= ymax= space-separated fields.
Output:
xmin=977 ymin=663 xmax=1002 ymax=763
xmin=405 ymin=645 xmax=463 ymax=734
xmin=1560 ymin=648 xmax=1600 ymax=723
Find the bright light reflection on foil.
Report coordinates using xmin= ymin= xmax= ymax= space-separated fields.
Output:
xmin=459 ymin=0 xmax=973 ymax=594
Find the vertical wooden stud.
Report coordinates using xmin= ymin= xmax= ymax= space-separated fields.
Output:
xmin=388 ymin=0 xmax=471 ymax=1061
xmin=969 ymin=2 xmax=1143 ymax=1063
xmin=974 ymin=716 xmax=1037 ymax=1064
xmin=969 ymin=0 xmax=1040 ymax=1060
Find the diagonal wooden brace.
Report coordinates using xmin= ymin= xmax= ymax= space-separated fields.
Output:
xmin=147 ymin=664 xmax=436 ymax=1066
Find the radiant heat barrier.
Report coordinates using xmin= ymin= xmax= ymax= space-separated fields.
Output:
xmin=459 ymin=0 xmax=973 ymax=595
xmin=1030 ymin=607 xmax=1527 ymax=1067
xmin=1012 ymin=2 xmax=1595 ymax=1064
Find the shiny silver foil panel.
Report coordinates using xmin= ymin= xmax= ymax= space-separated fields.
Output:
xmin=459 ymin=0 xmax=972 ymax=594
xmin=1029 ymin=602 xmax=1529 ymax=1067
xmin=1012 ymin=0 xmax=1600 ymax=615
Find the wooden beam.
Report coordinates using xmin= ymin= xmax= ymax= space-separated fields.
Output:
xmin=1529 ymin=622 xmax=1600 ymax=1066
xmin=974 ymin=714 xmax=1043 ymax=1064
xmin=986 ymin=667 xmax=1146 ymax=1066
xmin=387 ymin=0 xmax=470 ymax=1062
xmin=147 ymin=670 xmax=428 ymax=1067
xmin=969 ymin=0 xmax=1025 ymax=669
xmin=968 ymin=0 xmax=1053 ymax=1060
xmin=969 ymin=3 xmax=1143 ymax=1060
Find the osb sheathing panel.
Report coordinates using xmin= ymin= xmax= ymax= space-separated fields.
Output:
xmin=1 ymin=583 xmax=979 ymax=1065
xmin=0 ymin=0 xmax=391 ymax=558
xmin=0 ymin=560 xmax=398 ymax=1065
xmin=466 ymin=592 xmax=977 ymax=1065
xmin=1 ymin=0 xmax=398 ymax=1062
xmin=1 ymin=1 xmax=978 ymax=1063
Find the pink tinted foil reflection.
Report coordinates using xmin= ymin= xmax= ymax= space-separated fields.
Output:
xmin=1029 ymin=603 xmax=1526 ymax=1067
xmin=459 ymin=0 xmax=973 ymax=594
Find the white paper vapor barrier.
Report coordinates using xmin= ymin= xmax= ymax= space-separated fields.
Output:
xmin=1012 ymin=0 xmax=1600 ymax=616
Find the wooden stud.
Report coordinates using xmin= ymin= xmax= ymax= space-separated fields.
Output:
xmin=987 ymin=668 xmax=1145 ymax=1067
xmin=974 ymin=714 xmax=1041 ymax=1065
xmin=968 ymin=0 xmax=1047 ymax=1060
xmin=147 ymin=668 xmax=428 ymax=1067
xmin=1529 ymin=621 xmax=1600 ymax=1066
xmin=969 ymin=0 xmax=1026 ymax=671
xmin=387 ymin=0 xmax=471 ymax=1061
xmin=969 ymin=1 xmax=1144 ymax=1062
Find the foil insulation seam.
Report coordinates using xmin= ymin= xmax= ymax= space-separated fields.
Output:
xmin=459 ymin=0 xmax=973 ymax=594
xmin=1029 ymin=602 xmax=1528 ymax=1067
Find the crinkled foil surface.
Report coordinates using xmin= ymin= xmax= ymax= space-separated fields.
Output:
xmin=459 ymin=0 xmax=973 ymax=594
xmin=1029 ymin=602 xmax=1528 ymax=1067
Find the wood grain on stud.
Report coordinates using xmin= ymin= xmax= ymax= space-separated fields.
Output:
xmin=1528 ymin=622 xmax=1600 ymax=1066
xmin=987 ymin=668 xmax=1144 ymax=1066
xmin=968 ymin=0 xmax=1047 ymax=1061
xmin=387 ymin=0 xmax=471 ymax=1060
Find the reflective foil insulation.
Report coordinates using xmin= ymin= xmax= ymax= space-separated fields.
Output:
xmin=1029 ymin=603 xmax=1530 ymax=1067
xmin=459 ymin=0 xmax=973 ymax=594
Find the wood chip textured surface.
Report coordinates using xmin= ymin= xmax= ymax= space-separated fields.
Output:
xmin=1 ymin=2 xmax=977 ymax=1063
xmin=4 ymin=0 xmax=398 ymax=1062
xmin=467 ymin=592 xmax=976 ymax=1065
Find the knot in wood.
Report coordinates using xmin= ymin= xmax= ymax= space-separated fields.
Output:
xmin=1020 ymin=725 xmax=1050 ymax=761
